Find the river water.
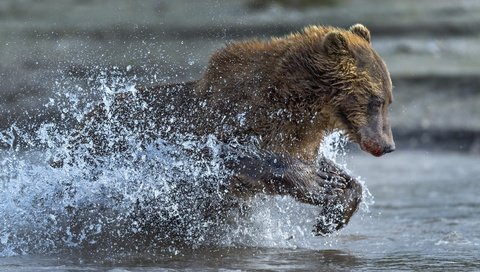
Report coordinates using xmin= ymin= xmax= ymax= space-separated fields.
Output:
xmin=1 ymin=149 xmax=479 ymax=271
xmin=0 ymin=74 xmax=479 ymax=271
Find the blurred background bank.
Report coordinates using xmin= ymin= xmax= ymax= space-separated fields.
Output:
xmin=0 ymin=0 xmax=479 ymax=153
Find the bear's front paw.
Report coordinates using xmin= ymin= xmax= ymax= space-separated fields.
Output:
xmin=313 ymin=201 xmax=349 ymax=236
xmin=312 ymin=171 xmax=363 ymax=236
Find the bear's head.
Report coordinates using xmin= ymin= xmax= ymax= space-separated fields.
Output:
xmin=320 ymin=24 xmax=395 ymax=157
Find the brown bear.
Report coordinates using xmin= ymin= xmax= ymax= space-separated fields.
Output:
xmin=56 ymin=24 xmax=394 ymax=235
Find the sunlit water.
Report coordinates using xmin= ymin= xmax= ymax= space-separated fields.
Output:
xmin=1 ymin=71 xmax=479 ymax=271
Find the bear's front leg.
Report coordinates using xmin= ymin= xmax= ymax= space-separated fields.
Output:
xmin=225 ymin=150 xmax=362 ymax=235
xmin=312 ymin=157 xmax=363 ymax=235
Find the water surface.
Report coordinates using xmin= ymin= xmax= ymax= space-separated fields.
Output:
xmin=1 ymin=150 xmax=479 ymax=271
xmin=0 ymin=73 xmax=479 ymax=271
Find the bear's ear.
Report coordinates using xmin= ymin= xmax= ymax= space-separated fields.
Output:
xmin=349 ymin=24 xmax=371 ymax=43
xmin=323 ymin=31 xmax=349 ymax=55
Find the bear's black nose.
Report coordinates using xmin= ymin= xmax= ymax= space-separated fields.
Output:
xmin=383 ymin=145 xmax=395 ymax=154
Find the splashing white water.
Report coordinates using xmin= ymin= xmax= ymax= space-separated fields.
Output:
xmin=0 ymin=69 xmax=372 ymax=256
xmin=320 ymin=132 xmax=374 ymax=213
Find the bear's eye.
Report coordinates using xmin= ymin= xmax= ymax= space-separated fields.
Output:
xmin=368 ymin=97 xmax=384 ymax=109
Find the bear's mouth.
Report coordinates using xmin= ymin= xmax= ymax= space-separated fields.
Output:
xmin=359 ymin=140 xmax=385 ymax=157
xmin=338 ymin=110 xmax=393 ymax=158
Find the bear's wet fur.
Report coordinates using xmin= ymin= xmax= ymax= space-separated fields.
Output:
xmin=55 ymin=24 xmax=394 ymax=235
xmin=195 ymin=23 xmax=394 ymax=160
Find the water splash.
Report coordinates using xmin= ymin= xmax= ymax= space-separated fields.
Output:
xmin=0 ymin=69 xmax=372 ymax=256
xmin=219 ymin=132 xmax=375 ymax=249
xmin=319 ymin=131 xmax=374 ymax=214
xmin=0 ymin=134 xmax=235 ymax=256
xmin=319 ymin=131 xmax=348 ymax=161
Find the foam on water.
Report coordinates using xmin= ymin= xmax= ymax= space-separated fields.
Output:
xmin=0 ymin=69 xmax=372 ymax=257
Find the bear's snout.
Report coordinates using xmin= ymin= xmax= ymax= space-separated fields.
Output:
xmin=357 ymin=114 xmax=395 ymax=157
xmin=359 ymin=127 xmax=395 ymax=157
xmin=383 ymin=144 xmax=395 ymax=154
xmin=360 ymin=137 xmax=395 ymax=157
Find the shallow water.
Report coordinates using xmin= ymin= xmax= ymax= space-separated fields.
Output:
xmin=1 ymin=72 xmax=479 ymax=270
xmin=0 ymin=150 xmax=479 ymax=271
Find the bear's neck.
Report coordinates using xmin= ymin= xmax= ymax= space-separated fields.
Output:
xmin=261 ymin=88 xmax=338 ymax=161
xmin=262 ymin=46 xmax=339 ymax=161
xmin=195 ymin=39 xmax=338 ymax=161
